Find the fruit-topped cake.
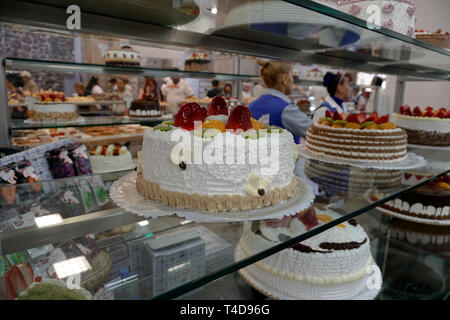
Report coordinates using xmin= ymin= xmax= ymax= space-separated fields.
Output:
xmin=371 ymin=174 xmax=450 ymax=221
xmin=415 ymin=29 xmax=450 ymax=49
xmin=136 ymin=97 xmax=299 ymax=213
xmin=30 ymin=91 xmax=78 ymax=122
xmin=391 ymin=105 xmax=450 ymax=146
xmin=184 ymin=52 xmax=212 ymax=72
xmin=236 ymin=208 xmax=378 ymax=299
xmin=88 ymin=144 xmax=133 ymax=174
xmin=305 ymin=111 xmax=407 ymax=162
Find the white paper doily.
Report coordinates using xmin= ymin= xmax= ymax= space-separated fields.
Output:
xmin=364 ymin=190 xmax=450 ymax=226
xmin=298 ymin=145 xmax=426 ymax=170
xmin=24 ymin=117 xmax=85 ymax=125
xmin=407 ymin=144 xmax=450 ymax=151
xmin=109 ymin=172 xmax=315 ymax=222
xmin=235 ymin=246 xmax=381 ymax=300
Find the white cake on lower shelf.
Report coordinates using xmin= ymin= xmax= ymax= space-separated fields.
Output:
xmin=236 ymin=208 xmax=379 ymax=300
xmin=89 ymin=144 xmax=134 ymax=174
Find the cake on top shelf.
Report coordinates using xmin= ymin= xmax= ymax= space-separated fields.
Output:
xmin=136 ymin=96 xmax=299 ymax=213
xmin=184 ymin=52 xmax=212 ymax=72
xmin=313 ymin=0 xmax=416 ymax=36
xmin=415 ymin=29 xmax=450 ymax=49
xmin=29 ymin=91 xmax=78 ymax=122
xmin=236 ymin=207 xmax=377 ymax=300
xmin=305 ymin=111 xmax=408 ymax=162
xmin=391 ymin=105 xmax=450 ymax=146
xmin=104 ymin=45 xmax=141 ymax=67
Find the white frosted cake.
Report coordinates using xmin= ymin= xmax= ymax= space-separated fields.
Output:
xmin=337 ymin=0 xmax=416 ymax=37
xmin=104 ymin=45 xmax=141 ymax=66
xmin=89 ymin=144 xmax=134 ymax=174
xmin=236 ymin=208 xmax=378 ymax=299
xmin=136 ymin=100 xmax=298 ymax=213
xmin=31 ymin=103 xmax=78 ymax=122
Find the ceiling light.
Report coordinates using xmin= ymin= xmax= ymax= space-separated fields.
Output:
xmin=138 ymin=220 xmax=149 ymax=226
xmin=34 ymin=213 xmax=63 ymax=228
xmin=53 ymin=256 xmax=91 ymax=279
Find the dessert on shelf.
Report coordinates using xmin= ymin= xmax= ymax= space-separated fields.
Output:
xmin=29 ymin=91 xmax=78 ymax=122
xmin=89 ymin=144 xmax=134 ymax=174
xmin=66 ymin=96 xmax=96 ymax=103
xmin=324 ymin=0 xmax=417 ymax=37
xmin=236 ymin=208 xmax=378 ymax=299
xmin=304 ymin=68 xmax=324 ymax=81
xmin=415 ymin=29 xmax=450 ymax=49
xmin=184 ymin=52 xmax=212 ymax=72
xmin=304 ymin=159 xmax=402 ymax=196
xmin=136 ymin=97 xmax=298 ymax=212
xmin=104 ymin=45 xmax=141 ymax=67
xmin=129 ymin=99 xmax=161 ymax=117
xmin=305 ymin=111 xmax=408 ymax=162
xmin=382 ymin=219 xmax=450 ymax=254
xmin=371 ymin=174 xmax=450 ymax=220
xmin=391 ymin=105 xmax=450 ymax=146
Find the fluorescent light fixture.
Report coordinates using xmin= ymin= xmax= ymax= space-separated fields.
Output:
xmin=138 ymin=220 xmax=149 ymax=226
xmin=53 ymin=256 xmax=91 ymax=279
xmin=180 ymin=220 xmax=192 ymax=225
xmin=168 ymin=262 xmax=191 ymax=272
xmin=34 ymin=213 xmax=63 ymax=228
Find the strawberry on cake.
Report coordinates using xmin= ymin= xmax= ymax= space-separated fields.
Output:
xmin=136 ymin=96 xmax=299 ymax=213
xmin=305 ymin=111 xmax=408 ymax=162
xmin=391 ymin=106 xmax=450 ymax=146
xmin=29 ymin=91 xmax=78 ymax=122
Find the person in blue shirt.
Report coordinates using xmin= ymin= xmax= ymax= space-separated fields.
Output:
xmin=248 ymin=60 xmax=312 ymax=144
xmin=312 ymin=71 xmax=353 ymax=122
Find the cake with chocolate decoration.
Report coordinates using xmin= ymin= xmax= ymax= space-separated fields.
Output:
xmin=104 ymin=45 xmax=141 ymax=67
xmin=236 ymin=208 xmax=378 ymax=299
xmin=371 ymin=174 xmax=450 ymax=220
xmin=306 ymin=111 xmax=408 ymax=162
xmin=129 ymin=99 xmax=161 ymax=118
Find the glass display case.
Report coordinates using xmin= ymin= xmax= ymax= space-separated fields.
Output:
xmin=0 ymin=0 xmax=449 ymax=300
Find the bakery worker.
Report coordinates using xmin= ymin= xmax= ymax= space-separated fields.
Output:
xmin=161 ymin=72 xmax=194 ymax=114
xmin=242 ymin=82 xmax=253 ymax=100
xmin=20 ymin=71 xmax=39 ymax=94
xmin=312 ymin=71 xmax=352 ymax=122
xmin=248 ymin=60 xmax=312 ymax=144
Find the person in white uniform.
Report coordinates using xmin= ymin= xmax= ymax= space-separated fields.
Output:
xmin=161 ymin=76 xmax=194 ymax=114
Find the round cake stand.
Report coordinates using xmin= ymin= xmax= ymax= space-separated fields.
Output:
xmin=298 ymin=145 xmax=427 ymax=170
xmin=364 ymin=190 xmax=450 ymax=226
xmin=109 ymin=172 xmax=315 ymax=222
xmin=407 ymin=144 xmax=450 ymax=151
xmin=234 ymin=246 xmax=381 ymax=300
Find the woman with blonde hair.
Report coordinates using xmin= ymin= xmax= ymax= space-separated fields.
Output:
xmin=248 ymin=60 xmax=312 ymax=144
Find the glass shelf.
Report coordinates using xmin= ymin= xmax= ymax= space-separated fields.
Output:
xmin=2 ymin=1 xmax=450 ymax=80
xmin=4 ymin=58 xmax=259 ymax=82
xmin=10 ymin=115 xmax=170 ymax=130
xmin=1 ymin=159 xmax=448 ymax=299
